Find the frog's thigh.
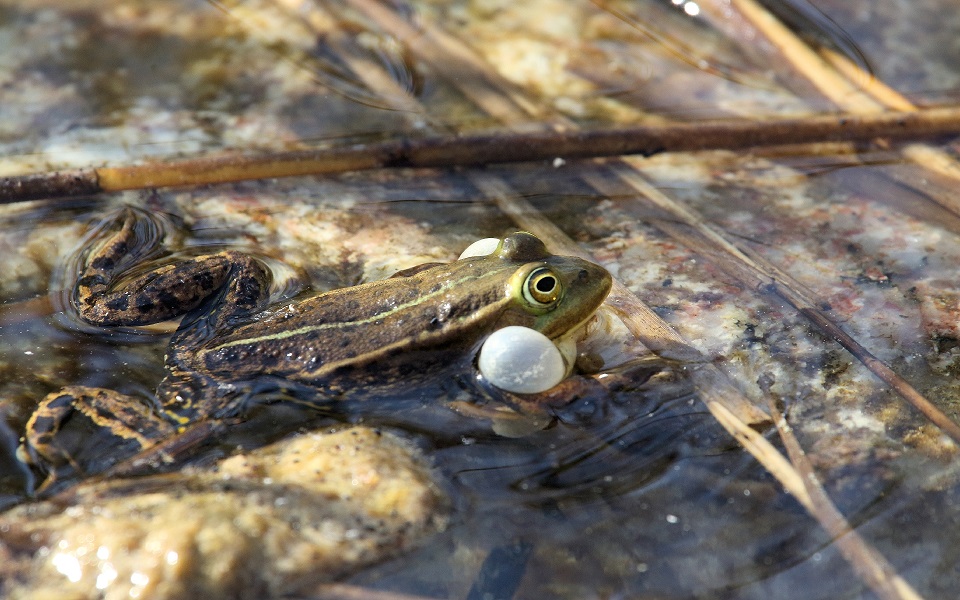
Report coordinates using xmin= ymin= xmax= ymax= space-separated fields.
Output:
xmin=24 ymin=386 xmax=175 ymax=468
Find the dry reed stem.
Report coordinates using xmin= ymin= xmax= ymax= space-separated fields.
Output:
xmin=764 ymin=397 xmax=923 ymax=600
xmin=728 ymin=0 xmax=883 ymax=112
xmin=726 ymin=0 xmax=960 ymax=215
xmin=819 ymin=48 xmax=915 ymax=112
xmin=294 ymin=582 xmax=439 ymax=600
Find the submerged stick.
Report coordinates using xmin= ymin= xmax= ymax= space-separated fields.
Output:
xmin=763 ymin=390 xmax=923 ymax=600
xmin=5 ymin=107 xmax=960 ymax=203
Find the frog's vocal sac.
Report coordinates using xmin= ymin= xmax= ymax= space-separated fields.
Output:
xmin=20 ymin=207 xmax=612 ymax=489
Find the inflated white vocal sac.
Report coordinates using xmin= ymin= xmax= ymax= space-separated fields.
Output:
xmin=458 ymin=237 xmax=501 ymax=259
xmin=478 ymin=325 xmax=575 ymax=394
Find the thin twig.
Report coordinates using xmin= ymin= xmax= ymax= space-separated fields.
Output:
xmin=4 ymin=107 xmax=960 ymax=203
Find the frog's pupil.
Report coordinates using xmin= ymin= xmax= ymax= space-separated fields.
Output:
xmin=536 ymin=276 xmax=556 ymax=292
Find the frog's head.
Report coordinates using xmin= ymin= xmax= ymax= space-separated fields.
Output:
xmin=484 ymin=232 xmax=612 ymax=339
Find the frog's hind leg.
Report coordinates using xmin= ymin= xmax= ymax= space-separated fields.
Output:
xmin=75 ymin=207 xmax=270 ymax=327
xmin=19 ymin=386 xmax=177 ymax=491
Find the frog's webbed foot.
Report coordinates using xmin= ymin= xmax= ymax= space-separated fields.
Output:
xmin=74 ymin=207 xmax=271 ymax=328
xmin=19 ymin=386 xmax=177 ymax=492
xmin=459 ymin=356 xmax=670 ymax=436
xmin=449 ymin=378 xmax=587 ymax=437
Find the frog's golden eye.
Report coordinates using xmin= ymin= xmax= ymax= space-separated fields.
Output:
xmin=523 ymin=267 xmax=561 ymax=306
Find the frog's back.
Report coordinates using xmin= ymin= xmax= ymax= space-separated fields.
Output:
xmin=190 ymin=258 xmax=521 ymax=386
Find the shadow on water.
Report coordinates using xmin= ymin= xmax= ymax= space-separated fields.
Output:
xmin=328 ymin=367 xmax=814 ymax=599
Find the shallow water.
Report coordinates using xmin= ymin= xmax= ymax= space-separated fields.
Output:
xmin=2 ymin=0 xmax=960 ymax=598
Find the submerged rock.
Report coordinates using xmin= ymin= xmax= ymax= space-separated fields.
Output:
xmin=0 ymin=427 xmax=447 ymax=599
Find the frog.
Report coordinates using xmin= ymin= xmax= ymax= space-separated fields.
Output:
xmin=19 ymin=206 xmax=613 ymax=491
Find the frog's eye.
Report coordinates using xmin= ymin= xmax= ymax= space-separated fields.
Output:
xmin=523 ymin=267 xmax=561 ymax=306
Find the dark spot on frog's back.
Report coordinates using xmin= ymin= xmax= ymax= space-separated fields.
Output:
xmin=394 ymin=361 xmax=418 ymax=378
xmin=258 ymin=349 xmax=281 ymax=369
xmin=191 ymin=270 xmax=216 ymax=290
xmin=29 ymin=415 xmax=57 ymax=432
xmin=134 ymin=295 xmax=155 ymax=313
xmin=331 ymin=362 xmax=357 ymax=378
xmin=105 ymin=296 xmax=129 ymax=311
xmin=47 ymin=393 xmax=76 ymax=410
xmin=239 ymin=273 xmax=261 ymax=294
xmin=157 ymin=290 xmax=181 ymax=311
xmin=90 ymin=256 xmax=116 ymax=271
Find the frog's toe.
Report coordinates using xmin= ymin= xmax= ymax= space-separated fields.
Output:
xmin=21 ymin=386 xmax=175 ymax=490
xmin=21 ymin=389 xmax=85 ymax=470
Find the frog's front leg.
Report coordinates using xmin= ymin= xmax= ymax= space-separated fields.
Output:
xmin=75 ymin=207 xmax=270 ymax=328
xmin=19 ymin=386 xmax=177 ymax=490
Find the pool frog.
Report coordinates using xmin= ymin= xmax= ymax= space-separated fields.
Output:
xmin=20 ymin=207 xmax=612 ymax=489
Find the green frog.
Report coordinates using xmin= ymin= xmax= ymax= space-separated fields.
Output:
xmin=20 ymin=207 xmax=612 ymax=489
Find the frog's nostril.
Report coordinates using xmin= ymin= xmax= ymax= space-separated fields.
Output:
xmin=578 ymin=269 xmax=589 ymax=281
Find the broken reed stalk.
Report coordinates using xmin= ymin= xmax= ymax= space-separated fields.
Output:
xmin=724 ymin=0 xmax=960 ymax=217
xmin=607 ymin=162 xmax=960 ymax=446
xmin=5 ymin=107 xmax=960 ymax=203
xmin=763 ymin=395 xmax=923 ymax=600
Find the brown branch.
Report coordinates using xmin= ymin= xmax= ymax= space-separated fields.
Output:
xmin=5 ymin=107 xmax=960 ymax=203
